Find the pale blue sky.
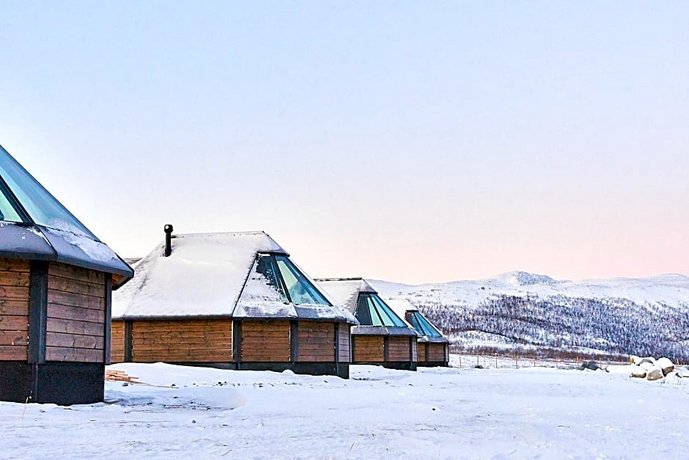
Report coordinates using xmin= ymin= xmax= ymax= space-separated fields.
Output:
xmin=1 ymin=1 xmax=688 ymax=283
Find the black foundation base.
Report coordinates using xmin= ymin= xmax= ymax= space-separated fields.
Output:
xmin=353 ymin=361 xmax=418 ymax=371
xmin=417 ymin=361 xmax=449 ymax=368
xmin=169 ymin=361 xmax=350 ymax=379
xmin=0 ymin=362 xmax=104 ymax=405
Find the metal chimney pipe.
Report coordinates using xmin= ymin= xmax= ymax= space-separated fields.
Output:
xmin=164 ymin=224 xmax=174 ymax=257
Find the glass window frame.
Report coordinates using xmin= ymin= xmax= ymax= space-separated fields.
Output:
xmin=0 ymin=148 xmax=96 ymax=238
xmin=356 ymin=294 xmax=383 ymax=326
xmin=355 ymin=295 xmax=373 ymax=325
xmin=254 ymin=253 xmax=290 ymax=301
xmin=272 ymin=254 xmax=332 ymax=306
xmin=356 ymin=293 xmax=408 ymax=327
xmin=0 ymin=175 xmax=29 ymax=224
xmin=409 ymin=311 xmax=443 ymax=338
xmin=370 ymin=295 xmax=408 ymax=327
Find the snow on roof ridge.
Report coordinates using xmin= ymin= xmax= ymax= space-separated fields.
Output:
xmin=317 ymin=277 xmax=376 ymax=292
xmin=316 ymin=278 xmax=381 ymax=314
xmin=173 ymin=230 xmax=271 ymax=238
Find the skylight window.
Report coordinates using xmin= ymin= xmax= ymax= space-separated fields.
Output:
xmin=240 ymin=253 xmax=332 ymax=308
xmin=0 ymin=179 xmax=24 ymax=223
xmin=274 ymin=255 xmax=331 ymax=306
xmin=253 ymin=254 xmax=289 ymax=299
xmin=407 ymin=311 xmax=443 ymax=338
xmin=355 ymin=293 xmax=408 ymax=327
xmin=0 ymin=147 xmax=95 ymax=238
xmin=356 ymin=295 xmax=383 ymax=326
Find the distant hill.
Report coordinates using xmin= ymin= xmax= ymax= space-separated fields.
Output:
xmin=370 ymin=272 xmax=689 ymax=361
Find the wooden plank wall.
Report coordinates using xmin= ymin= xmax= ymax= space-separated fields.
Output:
xmin=46 ymin=264 xmax=106 ymax=363
xmin=110 ymin=320 xmax=125 ymax=363
xmin=131 ymin=319 xmax=232 ymax=363
xmin=241 ymin=320 xmax=290 ymax=362
xmin=0 ymin=259 xmax=30 ymax=361
xmin=420 ymin=343 xmax=429 ymax=363
xmin=338 ymin=324 xmax=350 ymax=363
xmin=387 ymin=336 xmax=411 ymax=362
xmin=352 ymin=335 xmax=384 ymax=362
xmin=428 ymin=343 xmax=447 ymax=362
xmin=297 ymin=322 xmax=334 ymax=362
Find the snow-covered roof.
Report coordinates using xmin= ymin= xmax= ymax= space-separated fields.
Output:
xmin=113 ymin=231 xmax=356 ymax=323
xmin=316 ymin=278 xmax=416 ymax=336
xmin=385 ymin=298 xmax=418 ymax=317
xmin=315 ymin=278 xmax=376 ymax=314
xmin=0 ymin=145 xmax=133 ymax=286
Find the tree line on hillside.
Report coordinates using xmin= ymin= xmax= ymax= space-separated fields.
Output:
xmin=418 ymin=294 xmax=689 ymax=361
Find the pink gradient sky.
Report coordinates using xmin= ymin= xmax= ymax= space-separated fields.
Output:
xmin=1 ymin=2 xmax=687 ymax=284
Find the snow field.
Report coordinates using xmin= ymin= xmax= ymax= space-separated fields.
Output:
xmin=1 ymin=359 xmax=688 ymax=459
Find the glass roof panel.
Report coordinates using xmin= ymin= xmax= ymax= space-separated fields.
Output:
xmin=0 ymin=147 xmax=95 ymax=238
xmin=370 ymin=294 xmax=408 ymax=327
xmin=355 ymin=293 xmax=407 ymax=327
xmin=406 ymin=313 xmax=423 ymax=333
xmin=239 ymin=254 xmax=290 ymax=305
xmin=0 ymin=181 xmax=24 ymax=223
xmin=275 ymin=255 xmax=330 ymax=306
xmin=356 ymin=295 xmax=383 ymax=326
xmin=409 ymin=311 xmax=443 ymax=338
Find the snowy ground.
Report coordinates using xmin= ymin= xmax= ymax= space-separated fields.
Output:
xmin=1 ymin=361 xmax=688 ymax=459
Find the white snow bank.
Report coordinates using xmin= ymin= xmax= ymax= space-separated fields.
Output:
xmin=1 ymin=362 xmax=688 ymax=459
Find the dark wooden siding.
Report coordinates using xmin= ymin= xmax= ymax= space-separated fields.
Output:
xmin=338 ymin=324 xmax=351 ymax=363
xmin=388 ymin=336 xmax=411 ymax=362
xmin=297 ymin=322 xmax=335 ymax=362
xmin=420 ymin=343 xmax=428 ymax=363
xmin=45 ymin=264 xmax=106 ymax=363
xmin=110 ymin=319 xmax=125 ymax=363
xmin=131 ymin=319 xmax=232 ymax=363
xmin=428 ymin=343 xmax=447 ymax=362
xmin=241 ymin=320 xmax=290 ymax=362
xmin=352 ymin=335 xmax=384 ymax=362
xmin=0 ymin=259 xmax=30 ymax=361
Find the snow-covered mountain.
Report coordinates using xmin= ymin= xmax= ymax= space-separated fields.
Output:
xmin=370 ymin=272 xmax=689 ymax=360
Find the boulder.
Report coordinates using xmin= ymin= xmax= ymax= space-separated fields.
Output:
xmin=656 ymin=357 xmax=674 ymax=376
xmin=629 ymin=367 xmax=647 ymax=379
xmin=646 ymin=366 xmax=664 ymax=381
xmin=637 ymin=357 xmax=656 ymax=366
xmin=630 ymin=355 xmax=642 ymax=365
xmin=639 ymin=362 xmax=654 ymax=372
xmin=581 ymin=361 xmax=601 ymax=371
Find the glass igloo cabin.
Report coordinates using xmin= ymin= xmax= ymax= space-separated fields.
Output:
xmin=385 ymin=298 xmax=449 ymax=367
xmin=111 ymin=228 xmax=357 ymax=378
xmin=316 ymin=278 xmax=419 ymax=370
xmin=0 ymin=146 xmax=133 ymax=405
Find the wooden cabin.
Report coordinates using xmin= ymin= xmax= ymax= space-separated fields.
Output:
xmin=112 ymin=228 xmax=356 ymax=378
xmin=316 ymin=279 xmax=418 ymax=370
xmin=386 ymin=298 xmax=450 ymax=367
xmin=0 ymin=146 xmax=133 ymax=405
